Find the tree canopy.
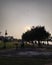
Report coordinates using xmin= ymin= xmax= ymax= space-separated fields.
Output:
xmin=22 ymin=26 xmax=51 ymax=42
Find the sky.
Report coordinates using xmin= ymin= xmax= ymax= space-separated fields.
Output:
xmin=0 ymin=0 xmax=52 ymax=39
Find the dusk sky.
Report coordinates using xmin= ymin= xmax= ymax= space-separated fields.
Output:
xmin=0 ymin=0 xmax=52 ymax=39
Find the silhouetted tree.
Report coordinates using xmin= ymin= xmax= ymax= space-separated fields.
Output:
xmin=22 ymin=26 xmax=51 ymax=47
xmin=22 ymin=30 xmax=31 ymax=42
xmin=32 ymin=26 xmax=51 ymax=46
xmin=0 ymin=36 xmax=4 ymax=41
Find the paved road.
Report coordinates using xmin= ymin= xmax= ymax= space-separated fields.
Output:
xmin=44 ymin=63 xmax=52 ymax=65
xmin=0 ymin=48 xmax=52 ymax=57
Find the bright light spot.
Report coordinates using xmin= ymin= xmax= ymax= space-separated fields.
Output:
xmin=24 ymin=26 xmax=31 ymax=32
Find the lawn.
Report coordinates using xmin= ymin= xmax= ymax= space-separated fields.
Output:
xmin=0 ymin=41 xmax=16 ymax=49
xmin=0 ymin=41 xmax=52 ymax=52
xmin=0 ymin=57 xmax=52 ymax=65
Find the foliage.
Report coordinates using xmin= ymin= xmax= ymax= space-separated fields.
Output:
xmin=22 ymin=26 xmax=51 ymax=46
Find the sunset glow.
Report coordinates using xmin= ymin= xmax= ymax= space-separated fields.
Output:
xmin=24 ymin=26 xmax=31 ymax=32
xmin=0 ymin=0 xmax=52 ymax=39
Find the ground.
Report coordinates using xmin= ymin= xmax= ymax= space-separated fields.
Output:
xmin=0 ymin=41 xmax=52 ymax=65
xmin=0 ymin=57 xmax=52 ymax=65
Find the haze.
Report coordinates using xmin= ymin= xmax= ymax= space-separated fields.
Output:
xmin=0 ymin=0 xmax=52 ymax=39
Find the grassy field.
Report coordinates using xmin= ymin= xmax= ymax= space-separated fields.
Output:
xmin=0 ymin=41 xmax=16 ymax=49
xmin=0 ymin=57 xmax=52 ymax=65
xmin=0 ymin=41 xmax=52 ymax=52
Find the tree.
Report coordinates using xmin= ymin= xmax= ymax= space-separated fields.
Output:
xmin=22 ymin=26 xmax=51 ymax=47
xmin=22 ymin=30 xmax=31 ymax=42
xmin=33 ymin=26 xmax=51 ymax=46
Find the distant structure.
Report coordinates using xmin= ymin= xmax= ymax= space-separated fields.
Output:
xmin=5 ymin=30 xmax=8 ymax=36
xmin=0 ymin=30 xmax=14 ymax=42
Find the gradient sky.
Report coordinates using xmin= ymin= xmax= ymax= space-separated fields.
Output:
xmin=0 ymin=0 xmax=52 ymax=39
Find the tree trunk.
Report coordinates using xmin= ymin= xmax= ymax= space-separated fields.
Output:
xmin=38 ymin=41 xmax=41 ymax=47
xmin=47 ymin=40 xmax=49 ymax=45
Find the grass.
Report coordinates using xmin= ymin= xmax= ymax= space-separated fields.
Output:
xmin=0 ymin=41 xmax=52 ymax=52
xmin=0 ymin=41 xmax=16 ymax=49
xmin=0 ymin=57 xmax=52 ymax=65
